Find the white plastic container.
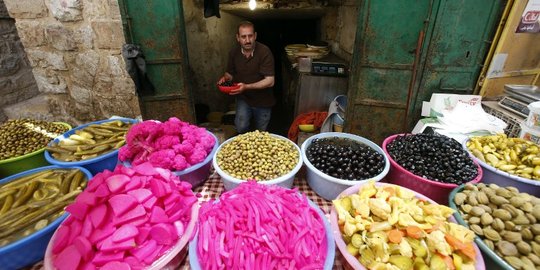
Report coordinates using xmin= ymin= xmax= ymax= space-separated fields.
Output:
xmin=520 ymin=121 xmax=540 ymax=145
xmin=213 ymin=133 xmax=303 ymax=191
xmin=526 ymin=101 xmax=540 ymax=129
xmin=301 ymin=132 xmax=390 ymax=200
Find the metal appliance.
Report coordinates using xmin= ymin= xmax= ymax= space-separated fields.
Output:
xmin=499 ymin=85 xmax=540 ymax=117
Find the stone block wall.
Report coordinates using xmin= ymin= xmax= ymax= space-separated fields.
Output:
xmin=0 ymin=0 xmax=39 ymax=123
xmin=3 ymin=0 xmax=140 ymax=125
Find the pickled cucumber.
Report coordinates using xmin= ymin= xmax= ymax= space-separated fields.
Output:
xmin=0 ymin=168 xmax=87 ymax=247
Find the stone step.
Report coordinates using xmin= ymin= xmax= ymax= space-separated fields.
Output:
xmin=3 ymin=94 xmax=57 ymax=121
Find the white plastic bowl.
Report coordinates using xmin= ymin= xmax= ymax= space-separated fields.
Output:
xmin=213 ymin=133 xmax=303 ymax=190
xmin=301 ymin=132 xmax=390 ymax=200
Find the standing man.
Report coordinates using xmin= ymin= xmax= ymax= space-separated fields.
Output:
xmin=218 ymin=21 xmax=275 ymax=133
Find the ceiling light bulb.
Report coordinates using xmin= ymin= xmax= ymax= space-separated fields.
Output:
xmin=249 ymin=0 xmax=256 ymax=10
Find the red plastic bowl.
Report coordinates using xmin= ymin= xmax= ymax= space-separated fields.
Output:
xmin=217 ymin=83 xmax=240 ymax=93
xmin=382 ymin=134 xmax=483 ymax=205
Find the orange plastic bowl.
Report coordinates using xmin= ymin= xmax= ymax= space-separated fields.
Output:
xmin=218 ymin=83 xmax=240 ymax=94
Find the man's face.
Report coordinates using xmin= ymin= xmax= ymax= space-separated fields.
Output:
xmin=236 ymin=26 xmax=257 ymax=51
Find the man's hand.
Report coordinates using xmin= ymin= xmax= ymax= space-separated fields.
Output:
xmin=218 ymin=73 xmax=233 ymax=85
xmin=229 ymin=83 xmax=247 ymax=95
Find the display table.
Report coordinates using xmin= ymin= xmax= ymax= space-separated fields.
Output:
xmin=28 ymin=169 xmax=346 ymax=270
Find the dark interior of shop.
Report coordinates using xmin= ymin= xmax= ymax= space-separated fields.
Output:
xmin=249 ymin=18 xmax=320 ymax=135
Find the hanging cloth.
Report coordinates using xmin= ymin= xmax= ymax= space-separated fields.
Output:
xmin=122 ymin=44 xmax=155 ymax=96
xmin=321 ymin=100 xmax=341 ymax=133
xmin=288 ymin=111 xmax=328 ymax=143
xmin=204 ymin=0 xmax=220 ymax=18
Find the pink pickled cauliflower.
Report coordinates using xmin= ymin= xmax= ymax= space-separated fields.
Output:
xmin=119 ymin=117 xmax=216 ymax=171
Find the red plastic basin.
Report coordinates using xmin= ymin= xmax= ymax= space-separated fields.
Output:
xmin=382 ymin=134 xmax=483 ymax=205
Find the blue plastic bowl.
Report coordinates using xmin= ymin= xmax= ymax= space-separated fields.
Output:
xmin=188 ymin=196 xmax=335 ymax=269
xmin=44 ymin=118 xmax=138 ymax=175
xmin=0 ymin=165 xmax=92 ymax=270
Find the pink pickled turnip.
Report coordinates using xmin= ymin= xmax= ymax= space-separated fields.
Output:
xmin=89 ymin=225 xmax=115 ymax=244
xmin=150 ymin=223 xmax=176 ymax=245
xmin=124 ymin=256 xmax=143 ymax=269
xmin=79 ymin=262 xmax=97 ymax=270
xmin=81 ymin=216 xmax=94 ymax=238
xmin=135 ymin=226 xmax=151 ymax=245
xmin=131 ymin=239 xmax=158 ymax=261
xmin=51 ymin=163 xmax=197 ymax=269
xmin=101 ymin=261 xmax=132 ymax=270
xmin=127 ymin=188 xmax=153 ymax=203
xmin=113 ymin=204 xmax=146 ymax=226
xmin=196 ymin=181 xmax=327 ymax=269
xmin=101 ymin=237 xmax=136 ymax=252
xmin=92 ymin=251 xmax=125 ymax=266
xmin=106 ymin=174 xmax=131 ymax=193
xmin=124 ymin=176 xmax=143 ymax=192
xmin=150 ymin=206 xmax=169 ymax=224
xmin=109 ymin=194 xmax=138 ymax=216
xmin=54 ymin=245 xmax=81 ymax=270
xmin=65 ymin=201 xmax=89 ymax=220
xmin=112 ymin=224 xmax=139 ymax=243
xmin=76 ymin=192 xmax=97 ymax=206
xmin=74 ymin=236 xmax=94 ymax=261
xmin=52 ymin=226 xmax=70 ymax=253
xmin=89 ymin=204 xmax=108 ymax=229
xmin=94 ymin=184 xmax=110 ymax=198
xmin=142 ymin=196 xmax=157 ymax=210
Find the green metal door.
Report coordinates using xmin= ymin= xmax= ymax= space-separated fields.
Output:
xmin=118 ymin=0 xmax=195 ymax=123
xmin=346 ymin=0 xmax=433 ymax=144
xmin=346 ymin=0 xmax=503 ymax=144
xmin=409 ymin=0 xmax=504 ymax=128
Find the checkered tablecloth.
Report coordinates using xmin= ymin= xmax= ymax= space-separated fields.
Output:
xmin=30 ymin=170 xmax=346 ymax=270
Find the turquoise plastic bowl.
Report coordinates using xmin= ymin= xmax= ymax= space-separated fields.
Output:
xmin=0 ymin=165 xmax=92 ymax=270
xmin=44 ymin=118 xmax=138 ymax=175
xmin=188 ymin=196 xmax=335 ymax=269
xmin=449 ymin=184 xmax=514 ymax=270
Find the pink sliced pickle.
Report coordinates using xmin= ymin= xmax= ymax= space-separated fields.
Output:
xmin=106 ymin=174 xmax=131 ymax=193
xmin=65 ymin=202 xmax=89 ymax=220
xmin=150 ymin=206 xmax=169 ymax=224
xmin=54 ymin=245 xmax=81 ymax=270
xmin=127 ymin=188 xmax=153 ymax=204
xmin=50 ymin=162 xmax=198 ymax=270
xmin=112 ymin=224 xmax=139 ymax=243
xmin=101 ymin=261 xmax=132 ymax=270
xmin=74 ymin=236 xmax=94 ymax=261
xmin=109 ymin=194 xmax=139 ymax=216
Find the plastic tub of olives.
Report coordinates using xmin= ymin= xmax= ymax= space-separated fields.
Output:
xmin=301 ymin=132 xmax=390 ymax=200
xmin=449 ymin=183 xmax=540 ymax=270
xmin=213 ymin=131 xmax=303 ymax=191
xmin=383 ymin=133 xmax=483 ymax=205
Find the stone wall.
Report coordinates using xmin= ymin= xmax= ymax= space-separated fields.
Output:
xmin=3 ymin=0 xmax=140 ymax=125
xmin=183 ymin=0 xmax=242 ymax=113
xmin=321 ymin=0 xmax=359 ymax=62
xmin=0 ymin=0 xmax=39 ymax=123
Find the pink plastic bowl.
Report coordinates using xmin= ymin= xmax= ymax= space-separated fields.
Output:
xmin=330 ymin=182 xmax=486 ymax=270
xmin=382 ymin=134 xmax=483 ymax=205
